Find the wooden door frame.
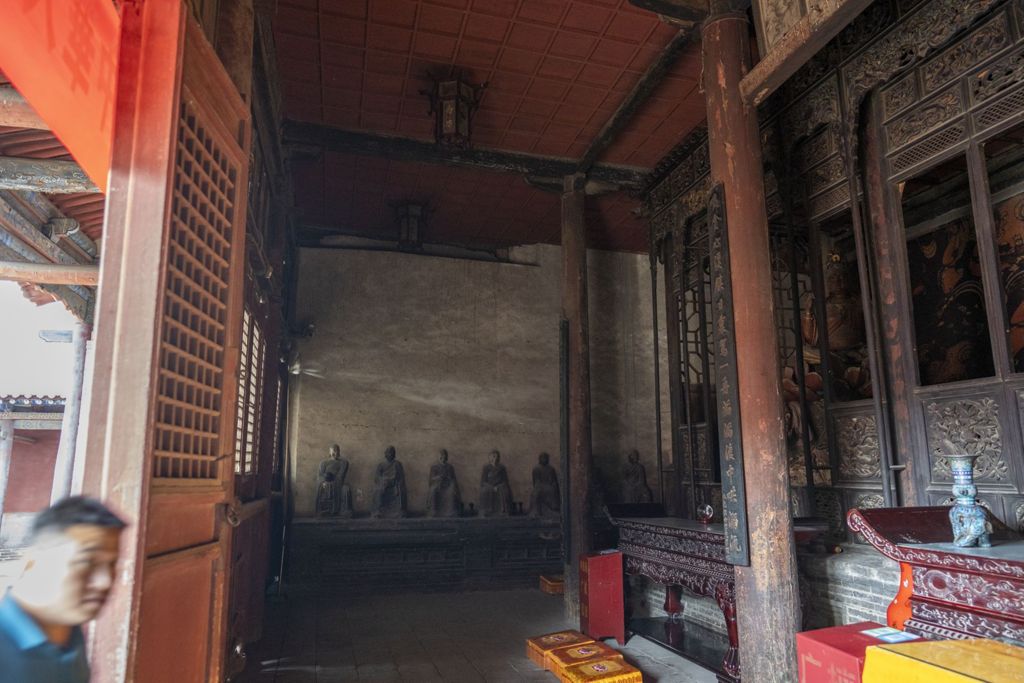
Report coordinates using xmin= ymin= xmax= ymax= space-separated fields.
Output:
xmin=81 ymin=2 xmax=187 ymax=678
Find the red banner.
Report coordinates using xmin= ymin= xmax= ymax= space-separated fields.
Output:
xmin=0 ymin=0 xmax=121 ymax=192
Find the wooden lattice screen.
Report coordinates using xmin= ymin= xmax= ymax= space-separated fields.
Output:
xmin=153 ymin=73 xmax=247 ymax=482
xmin=234 ymin=308 xmax=264 ymax=475
xmin=267 ymin=375 xmax=283 ymax=475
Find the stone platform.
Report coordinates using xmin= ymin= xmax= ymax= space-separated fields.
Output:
xmin=286 ymin=516 xmax=563 ymax=594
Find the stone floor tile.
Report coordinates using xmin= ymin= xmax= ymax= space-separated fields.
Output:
xmin=356 ymin=661 xmax=403 ymax=682
xmin=316 ymin=663 xmax=360 ymax=682
xmin=397 ymin=662 xmax=443 ymax=679
xmin=352 ymin=648 xmax=394 ymax=666
xmin=239 ymin=589 xmax=718 ymax=683
xmin=317 ymin=646 xmax=356 ymax=667
xmin=272 ymin=671 xmax=316 ymax=683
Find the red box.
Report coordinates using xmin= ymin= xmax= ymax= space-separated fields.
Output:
xmin=579 ymin=551 xmax=625 ymax=645
xmin=796 ymin=622 xmax=919 ymax=683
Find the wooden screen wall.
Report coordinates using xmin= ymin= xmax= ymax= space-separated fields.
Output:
xmin=865 ymin=0 xmax=1024 ymax=527
xmin=137 ymin=9 xmax=251 ymax=682
xmin=84 ymin=2 xmax=251 ymax=680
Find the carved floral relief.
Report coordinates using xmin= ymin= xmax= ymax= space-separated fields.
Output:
xmin=921 ymin=13 xmax=1011 ymax=93
xmin=885 ymin=88 xmax=963 ymax=149
xmin=926 ymin=397 xmax=1008 ymax=482
xmin=972 ymin=46 xmax=1024 ymax=102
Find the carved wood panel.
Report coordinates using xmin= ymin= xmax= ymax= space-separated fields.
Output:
xmin=924 ymin=396 xmax=1008 ymax=483
xmin=1011 ymin=496 xmax=1024 ymax=531
xmin=835 ymin=413 xmax=882 ymax=481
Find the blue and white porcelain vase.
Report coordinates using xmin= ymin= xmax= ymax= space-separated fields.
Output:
xmin=947 ymin=453 xmax=992 ymax=548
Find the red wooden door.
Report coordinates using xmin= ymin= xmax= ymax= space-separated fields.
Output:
xmin=83 ymin=2 xmax=250 ymax=680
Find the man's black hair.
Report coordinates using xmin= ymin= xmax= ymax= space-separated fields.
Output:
xmin=30 ymin=496 xmax=126 ymax=540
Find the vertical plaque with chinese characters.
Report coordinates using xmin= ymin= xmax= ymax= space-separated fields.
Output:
xmin=707 ymin=182 xmax=750 ymax=567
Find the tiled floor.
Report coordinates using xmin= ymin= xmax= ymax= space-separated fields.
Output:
xmin=232 ymin=590 xmax=716 ymax=683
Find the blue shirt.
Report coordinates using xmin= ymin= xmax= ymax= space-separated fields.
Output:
xmin=0 ymin=593 xmax=89 ymax=683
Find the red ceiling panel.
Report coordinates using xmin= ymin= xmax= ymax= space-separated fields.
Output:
xmin=295 ymin=153 xmax=647 ymax=252
xmin=274 ymin=0 xmax=705 ymax=250
xmin=323 ymin=1 xmax=366 ymax=18
xmin=561 ymin=4 xmax=611 ymax=33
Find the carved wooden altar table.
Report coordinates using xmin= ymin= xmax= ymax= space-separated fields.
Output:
xmin=613 ymin=517 xmax=740 ymax=682
xmin=847 ymin=506 xmax=1024 ymax=644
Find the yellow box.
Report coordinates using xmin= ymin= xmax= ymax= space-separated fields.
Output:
xmin=540 ymin=574 xmax=565 ymax=594
xmin=560 ymin=658 xmax=643 ymax=683
xmin=863 ymin=638 xmax=1024 ymax=682
xmin=547 ymin=641 xmax=622 ymax=674
xmin=526 ymin=630 xmax=594 ymax=668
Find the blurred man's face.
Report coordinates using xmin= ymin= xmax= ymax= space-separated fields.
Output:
xmin=18 ymin=525 xmax=121 ymax=625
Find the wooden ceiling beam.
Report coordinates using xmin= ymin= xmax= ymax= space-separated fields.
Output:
xmin=628 ymin=0 xmax=708 ymax=24
xmin=0 ymin=260 xmax=99 ymax=285
xmin=0 ymin=156 xmax=100 ymax=194
xmin=0 ymin=87 xmax=48 ymax=130
xmin=741 ymin=0 xmax=874 ymax=106
xmin=577 ymin=27 xmax=698 ymax=175
xmin=0 ymin=190 xmax=95 ymax=320
xmin=281 ymin=120 xmax=649 ymax=187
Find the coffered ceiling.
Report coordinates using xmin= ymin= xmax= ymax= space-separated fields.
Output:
xmin=273 ymin=0 xmax=707 ymax=252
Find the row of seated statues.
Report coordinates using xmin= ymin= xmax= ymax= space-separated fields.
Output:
xmin=315 ymin=445 xmax=654 ymax=519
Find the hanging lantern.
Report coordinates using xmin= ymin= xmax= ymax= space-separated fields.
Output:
xmin=425 ymin=75 xmax=485 ymax=148
xmin=395 ymin=202 xmax=427 ymax=249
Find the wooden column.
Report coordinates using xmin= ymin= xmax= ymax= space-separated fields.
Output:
xmin=702 ymin=8 xmax=801 ymax=682
xmin=80 ymin=2 xmax=185 ymax=679
xmin=0 ymin=420 xmax=13 ymax=527
xmin=50 ymin=321 xmax=90 ymax=503
xmin=215 ymin=0 xmax=255 ymax=103
xmin=562 ymin=172 xmax=593 ymax=619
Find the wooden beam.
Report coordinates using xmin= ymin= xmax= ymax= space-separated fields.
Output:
xmin=0 ymin=87 xmax=48 ymax=130
xmin=282 ymin=120 xmax=649 ymax=187
xmin=0 ymin=156 xmax=100 ymax=194
xmin=0 ymin=189 xmax=95 ymax=317
xmin=0 ymin=260 xmax=99 ymax=285
xmin=0 ymin=247 xmax=91 ymax=321
xmin=0 ymin=411 xmax=65 ymax=425
xmin=741 ymin=0 xmax=874 ymax=106
xmin=628 ymin=0 xmax=707 ymax=24
xmin=578 ymin=28 xmax=696 ymax=174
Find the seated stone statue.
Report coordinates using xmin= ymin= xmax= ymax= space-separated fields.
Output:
xmin=315 ymin=444 xmax=353 ymax=518
xmin=426 ymin=449 xmax=461 ymax=517
xmin=479 ymin=450 xmax=513 ymax=517
xmin=529 ymin=452 xmax=560 ymax=518
xmin=372 ymin=445 xmax=407 ymax=518
xmin=621 ymin=449 xmax=653 ymax=504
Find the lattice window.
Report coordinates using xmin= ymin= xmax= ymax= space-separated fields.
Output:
xmin=271 ymin=376 xmax=283 ymax=475
xmin=233 ymin=309 xmax=264 ymax=475
xmin=153 ymin=96 xmax=240 ymax=481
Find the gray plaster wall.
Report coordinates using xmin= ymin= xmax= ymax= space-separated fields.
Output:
xmin=288 ymin=245 xmax=668 ymax=516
